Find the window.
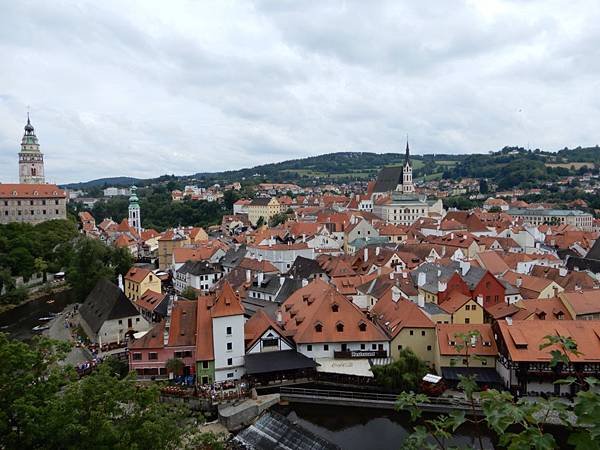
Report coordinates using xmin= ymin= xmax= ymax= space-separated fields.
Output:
xmin=409 ymin=330 xmax=414 ymax=336
xmin=227 ymin=372 xmax=234 ymax=378
xmin=361 ymin=344 xmax=366 ymax=350
xmin=307 ymin=344 xmax=312 ymax=351
xmin=485 ymin=295 xmax=490 ymax=303
xmin=359 ymin=322 xmax=367 ymax=332
xmin=135 ymin=318 xmax=140 ymax=322
xmin=397 ymin=345 xmax=402 ymax=350
xmin=227 ymin=342 xmax=233 ymax=351
xmin=227 ymin=358 xmax=233 ymax=366
xmin=465 ymin=318 xmax=470 ymax=324
xmin=118 ymin=320 xmax=122 ymax=325
xmin=315 ymin=323 xmax=323 ymax=333
xmin=462 ymin=358 xmax=468 ymax=365
xmin=336 ymin=323 xmax=344 ymax=332
xmin=55 ymin=200 xmax=59 ymax=205
xmin=149 ymin=353 xmax=158 ymax=360
xmin=132 ymin=353 xmax=142 ymax=360
xmin=202 ymin=361 xmax=209 ymax=369
xmin=427 ymin=345 xmax=432 ymax=351
xmin=482 ymin=359 xmax=487 ymax=366
xmin=226 ymin=326 xmax=232 ymax=335
xmin=421 ymin=330 xmax=425 ymax=336
xmin=263 ymin=338 xmax=278 ymax=348
xmin=323 ymin=344 xmax=329 ymax=351
xmin=465 ymin=305 xmax=470 ymax=311
xmin=331 ymin=303 xmax=339 ymax=312
xmin=371 ymin=344 xmax=377 ymax=350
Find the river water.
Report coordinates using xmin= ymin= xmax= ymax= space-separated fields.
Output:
xmin=272 ymin=403 xmax=494 ymax=449
xmin=0 ymin=289 xmax=76 ymax=340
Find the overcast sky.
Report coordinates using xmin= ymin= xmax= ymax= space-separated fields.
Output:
xmin=1 ymin=0 xmax=599 ymax=184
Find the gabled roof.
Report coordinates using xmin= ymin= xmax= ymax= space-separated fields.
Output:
xmin=371 ymin=290 xmax=434 ymax=338
xmin=279 ymin=279 xmax=387 ymax=344
xmin=136 ymin=289 xmax=169 ymax=314
xmin=559 ymin=290 xmax=600 ymax=316
xmin=244 ymin=309 xmax=290 ymax=351
xmin=476 ymin=251 xmax=510 ymax=275
xmin=436 ymin=323 xmax=497 ymax=356
xmin=238 ymin=257 xmax=279 ymax=273
xmin=79 ymin=279 xmax=140 ymax=335
xmin=287 ymin=256 xmax=326 ymax=279
xmin=196 ymin=295 xmax=215 ymax=360
xmin=438 ymin=291 xmax=473 ymax=314
xmin=373 ymin=167 xmax=403 ymax=193
xmin=210 ymin=281 xmax=244 ymax=318
xmin=178 ymin=260 xmax=223 ymax=276
xmin=498 ymin=320 xmax=600 ymax=363
xmin=125 ymin=267 xmax=153 ymax=283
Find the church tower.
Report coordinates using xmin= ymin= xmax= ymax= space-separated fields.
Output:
xmin=402 ymin=140 xmax=415 ymax=194
xmin=19 ymin=114 xmax=45 ymax=184
xmin=128 ymin=186 xmax=142 ymax=234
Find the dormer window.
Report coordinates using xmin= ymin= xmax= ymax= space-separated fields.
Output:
xmin=359 ymin=321 xmax=367 ymax=332
xmin=315 ymin=323 xmax=323 ymax=333
xmin=331 ymin=302 xmax=339 ymax=312
xmin=336 ymin=322 xmax=344 ymax=333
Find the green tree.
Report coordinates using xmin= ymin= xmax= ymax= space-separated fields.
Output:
xmin=180 ymin=286 xmax=198 ymax=300
xmin=256 ymin=216 xmax=265 ymax=228
xmin=372 ymin=349 xmax=428 ymax=391
xmin=166 ymin=358 xmax=185 ymax=376
xmin=269 ymin=212 xmax=289 ymax=227
xmin=65 ymin=237 xmax=131 ymax=301
xmin=0 ymin=333 xmax=209 ymax=450
xmin=33 ymin=257 xmax=49 ymax=282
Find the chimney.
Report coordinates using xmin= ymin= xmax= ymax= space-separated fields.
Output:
xmin=438 ymin=281 xmax=447 ymax=292
xmin=118 ymin=274 xmax=124 ymax=291
xmin=402 ymin=272 xmax=407 ymax=279
xmin=476 ymin=294 xmax=483 ymax=306
xmin=391 ymin=287 xmax=401 ymax=302
xmin=516 ymin=277 xmax=522 ymax=288
xmin=559 ymin=267 xmax=568 ymax=277
xmin=258 ymin=272 xmax=264 ymax=285
xmin=376 ymin=246 xmax=381 ymax=256
xmin=276 ymin=309 xmax=282 ymax=324
xmin=450 ymin=232 xmax=454 ymax=240
xmin=245 ymin=269 xmax=251 ymax=283
xmin=302 ymin=233 xmax=306 ymax=243
xmin=418 ymin=272 xmax=426 ymax=287
xmin=302 ymin=278 xmax=309 ymax=287
xmin=417 ymin=293 xmax=425 ymax=307
xmin=389 ymin=272 xmax=394 ymax=280
xmin=364 ymin=247 xmax=369 ymax=261
xmin=258 ymin=255 xmax=263 ymax=262
xmin=506 ymin=316 xmax=513 ymax=326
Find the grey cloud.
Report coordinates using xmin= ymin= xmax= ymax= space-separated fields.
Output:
xmin=0 ymin=0 xmax=599 ymax=183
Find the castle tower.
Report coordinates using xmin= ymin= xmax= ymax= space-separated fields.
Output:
xmin=402 ymin=140 xmax=415 ymax=194
xmin=128 ymin=186 xmax=142 ymax=234
xmin=18 ymin=114 xmax=45 ymax=184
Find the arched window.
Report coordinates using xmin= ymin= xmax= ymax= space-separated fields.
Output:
xmin=336 ymin=322 xmax=344 ymax=333
xmin=315 ymin=323 xmax=323 ymax=333
xmin=359 ymin=321 xmax=367 ymax=332
xmin=331 ymin=303 xmax=339 ymax=312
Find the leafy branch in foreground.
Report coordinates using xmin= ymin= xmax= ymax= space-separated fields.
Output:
xmin=395 ymin=333 xmax=600 ymax=449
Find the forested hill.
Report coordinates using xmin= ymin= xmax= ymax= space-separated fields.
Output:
xmin=63 ymin=146 xmax=599 ymax=189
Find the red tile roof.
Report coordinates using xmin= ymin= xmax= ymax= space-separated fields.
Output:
xmin=0 ymin=183 xmax=66 ymax=198
xmin=279 ymin=279 xmax=387 ymax=344
xmin=210 ymin=281 xmax=244 ymax=318
xmin=436 ymin=323 xmax=497 ymax=356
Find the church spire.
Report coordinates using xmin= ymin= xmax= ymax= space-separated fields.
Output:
xmin=404 ymin=137 xmax=410 ymax=165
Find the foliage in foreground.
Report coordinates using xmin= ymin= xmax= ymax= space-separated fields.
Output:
xmin=396 ymin=333 xmax=600 ymax=450
xmin=0 ymin=333 xmax=217 ymax=450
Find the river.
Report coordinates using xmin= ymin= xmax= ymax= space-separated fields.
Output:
xmin=272 ymin=403 xmax=494 ymax=449
xmin=0 ymin=289 xmax=76 ymax=341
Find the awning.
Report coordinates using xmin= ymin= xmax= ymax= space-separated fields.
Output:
xmin=423 ymin=373 xmax=442 ymax=384
xmin=316 ymin=358 xmax=374 ymax=378
xmin=245 ymin=350 xmax=318 ymax=375
xmin=441 ymin=367 xmax=503 ymax=384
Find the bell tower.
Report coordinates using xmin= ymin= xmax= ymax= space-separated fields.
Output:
xmin=19 ymin=114 xmax=45 ymax=184
xmin=402 ymin=140 xmax=415 ymax=194
xmin=128 ymin=186 xmax=142 ymax=234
